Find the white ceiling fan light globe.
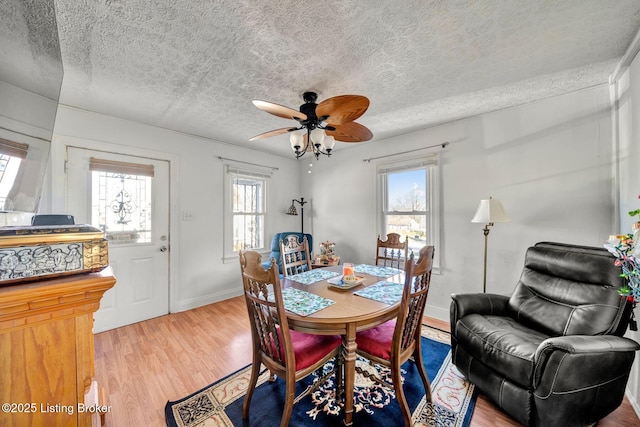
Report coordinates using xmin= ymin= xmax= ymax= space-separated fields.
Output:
xmin=310 ymin=128 xmax=325 ymax=146
xmin=290 ymin=131 xmax=303 ymax=151
xmin=324 ymin=135 xmax=335 ymax=150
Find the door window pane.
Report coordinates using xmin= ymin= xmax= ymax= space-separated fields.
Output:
xmin=92 ymin=171 xmax=152 ymax=244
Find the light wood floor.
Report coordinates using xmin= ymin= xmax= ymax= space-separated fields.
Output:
xmin=94 ymin=296 xmax=640 ymax=426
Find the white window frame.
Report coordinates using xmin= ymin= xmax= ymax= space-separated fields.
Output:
xmin=222 ymin=161 xmax=273 ymax=263
xmin=377 ymin=154 xmax=441 ymax=273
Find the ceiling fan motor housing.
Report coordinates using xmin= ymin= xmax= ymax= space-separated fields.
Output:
xmin=300 ymin=91 xmax=319 ymax=123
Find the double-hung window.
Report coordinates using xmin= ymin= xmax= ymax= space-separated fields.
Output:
xmin=378 ymin=155 xmax=440 ymax=271
xmin=223 ymin=161 xmax=271 ymax=262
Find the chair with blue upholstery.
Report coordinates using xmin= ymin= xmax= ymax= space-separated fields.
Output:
xmin=263 ymin=232 xmax=313 ymax=273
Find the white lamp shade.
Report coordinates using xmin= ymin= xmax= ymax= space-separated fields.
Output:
xmin=324 ymin=135 xmax=335 ymax=150
xmin=290 ymin=131 xmax=303 ymax=150
xmin=471 ymin=198 xmax=510 ymax=223
xmin=310 ymin=128 xmax=325 ymax=145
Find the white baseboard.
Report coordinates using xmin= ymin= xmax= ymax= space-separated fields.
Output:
xmin=425 ymin=303 xmax=449 ymax=322
xmin=173 ymin=288 xmax=243 ymax=313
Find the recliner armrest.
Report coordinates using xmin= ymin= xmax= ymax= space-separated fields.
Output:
xmin=450 ymin=293 xmax=510 ymax=337
xmin=530 ymin=334 xmax=639 ymax=426
xmin=535 ymin=335 xmax=640 ymax=358
xmin=533 ymin=335 xmax=640 ymax=390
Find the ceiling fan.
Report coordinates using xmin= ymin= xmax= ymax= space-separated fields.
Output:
xmin=249 ymin=91 xmax=373 ymax=159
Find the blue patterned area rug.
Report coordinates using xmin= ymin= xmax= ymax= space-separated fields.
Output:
xmin=165 ymin=326 xmax=476 ymax=427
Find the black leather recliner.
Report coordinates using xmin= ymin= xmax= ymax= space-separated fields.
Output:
xmin=450 ymin=242 xmax=640 ymax=427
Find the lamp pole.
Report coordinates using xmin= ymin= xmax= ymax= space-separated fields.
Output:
xmin=293 ymin=198 xmax=307 ymax=234
xmin=481 ymin=222 xmax=494 ymax=294
xmin=471 ymin=197 xmax=510 ymax=294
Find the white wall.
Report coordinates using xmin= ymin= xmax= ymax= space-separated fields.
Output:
xmin=305 ymin=84 xmax=614 ymax=321
xmin=0 ymin=81 xmax=57 ymax=132
xmin=49 ymin=105 xmax=302 ymax=312
xmin=613 ymin=48 xmax=640 ymax=417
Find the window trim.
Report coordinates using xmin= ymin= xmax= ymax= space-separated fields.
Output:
xmin=222 ymin=160 xmax=273 ymax=263
xmin=376 ymin=154 xmax=441 ymax=273
xmin=0 ymin=138 xmax=28 ymax=159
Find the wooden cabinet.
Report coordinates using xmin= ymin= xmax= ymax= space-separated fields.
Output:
xmin=0 ymin=268 xmax=115 ymax=427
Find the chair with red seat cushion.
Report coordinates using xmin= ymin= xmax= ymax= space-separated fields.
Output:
xmin=356 ymin=245 xmax=435 ymax=427
xmin=239 ymin=250 xmax=342 ymax=427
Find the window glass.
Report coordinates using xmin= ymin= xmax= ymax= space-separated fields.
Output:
xmin=0 ymin=154 xmax=21 ymax=210
xmin=378 ymin=156 xmax=440 ymax=269
xmin=91 ymin=171 xmax=152 ymax=244
xmin=384 ymin=169 xmax=428 ymax=252
xmin=232 ymin=175 xmax=265 ymax=251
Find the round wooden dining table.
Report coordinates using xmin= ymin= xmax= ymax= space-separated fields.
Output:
xmin=281 ymin=265 xmax=404 ymax=426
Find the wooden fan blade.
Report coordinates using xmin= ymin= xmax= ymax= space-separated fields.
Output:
xmin=252 ymin=100 xmax=307 ymax=121
xmin=316 ymin=95 xmax=370 ymax=125
xmin=326 ymin=122 xmax=373 ymax=142
xmin=249 ymin=127 xmax=297 ymax=141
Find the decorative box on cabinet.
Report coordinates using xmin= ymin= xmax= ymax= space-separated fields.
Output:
xmin=0 ymin=224 xmax=109 ymax=287
xmin=0 ymin=267 xmax=116 ymax=427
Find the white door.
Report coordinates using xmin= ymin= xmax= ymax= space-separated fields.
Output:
xmin=66 ymin=147 xmax=170 ymax=332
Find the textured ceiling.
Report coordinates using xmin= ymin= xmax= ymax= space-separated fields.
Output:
xmin=0 ymin=0 xmax=62 ymax=100
xmin=20 ymin=1 xmax=640 ymax=156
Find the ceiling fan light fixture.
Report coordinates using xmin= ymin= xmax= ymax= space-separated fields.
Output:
xmin=250 ymin=91 xmax=372 ymax=160
xmin=290 ymin=131 xmax=303 ymax=151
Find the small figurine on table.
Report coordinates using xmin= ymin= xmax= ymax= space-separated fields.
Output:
xmin=316 ymin=241 xmax=339 ymax=266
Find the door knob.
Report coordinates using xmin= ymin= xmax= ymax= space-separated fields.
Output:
xmin=160 ymin=245 xmax=168 ymax=252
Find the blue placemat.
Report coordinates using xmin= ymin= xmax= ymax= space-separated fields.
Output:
xmin=354 ymin=281 xmax=404 ymax=305
xmin=276 ymin=288 xmax=335 ymax=316
xmin=354 ymin=264 xmax=403 ymax=277
xmin=287 ymin=269 xmax=340 ymax=285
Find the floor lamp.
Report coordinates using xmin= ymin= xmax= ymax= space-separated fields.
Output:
xmin=286 ymin=197 xmax=307 ymax=234
xmin=471 ymin=197 xmax=510 ymax=293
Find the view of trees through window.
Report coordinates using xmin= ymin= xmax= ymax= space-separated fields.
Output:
xmin=384 ymin=168 xmax=427 ymax=252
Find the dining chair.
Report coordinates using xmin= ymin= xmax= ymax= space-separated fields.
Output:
xmin=375 ymin=232 xmax=409 ymax=269
xmin=356 ymin=245 xmax=435 ymax=427
xmin=280 ymin=234 xmax=312 ymax=276
xmin=239 ymin=251 xmax=343 ymax=427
